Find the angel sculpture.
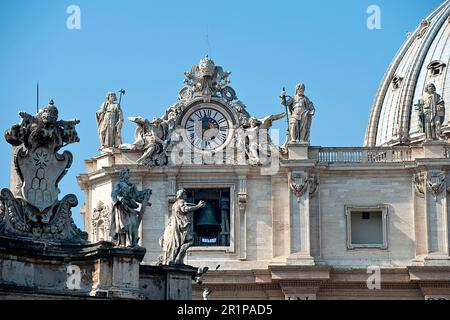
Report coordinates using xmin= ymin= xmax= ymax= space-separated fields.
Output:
xmin=244 ymin=112 xmax=286 ymax=165
xmin=126 ymin=117 xmax=170 ymax=166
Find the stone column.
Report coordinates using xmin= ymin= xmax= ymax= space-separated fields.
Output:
xmin=287 ymin=171 xmax=315 ymax=265
xmin=238 ymin=176 xmax=247 ymax=260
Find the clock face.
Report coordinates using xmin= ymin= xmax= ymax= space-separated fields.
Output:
xmin=184 ymin=106 xmax=230 ymax=151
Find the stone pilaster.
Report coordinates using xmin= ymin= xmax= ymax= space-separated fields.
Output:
xmin=287 ymin=171 xmax=315 ymax=265
xmin=413 ymin=167 xmax=450 ymax=265
xmin=238 ymin=176 xmax=247 ymax=260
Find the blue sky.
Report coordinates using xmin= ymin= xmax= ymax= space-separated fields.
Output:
xmin=0 ymin=0 xmax=444 ymax=228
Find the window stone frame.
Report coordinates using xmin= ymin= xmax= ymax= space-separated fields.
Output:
xmin=345 ymin=204 xmax=389 ymax=250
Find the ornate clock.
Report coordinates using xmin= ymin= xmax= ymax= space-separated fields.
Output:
xmin=181 ymin=102 xmax=234 ymax=151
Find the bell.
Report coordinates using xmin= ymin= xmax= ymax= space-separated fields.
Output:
xmin=196 ymin=203 xmax=220 ymax=229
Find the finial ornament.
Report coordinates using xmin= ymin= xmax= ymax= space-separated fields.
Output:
xmin=178 ymin=56 xmax=236 ymax=103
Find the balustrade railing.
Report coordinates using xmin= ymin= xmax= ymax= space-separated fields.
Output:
xmin=311 ymin=147 xmax=413 ymax=163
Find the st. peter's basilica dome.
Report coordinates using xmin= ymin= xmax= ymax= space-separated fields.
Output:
xmin=365 ymin=0 xmax=450 ymax=146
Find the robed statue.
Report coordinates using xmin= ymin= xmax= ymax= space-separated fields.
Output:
xmin=416 ymin=83 xmax=445 ymax=141
xmin=96 ymin=91 xmax=124 ymax=149
xmin=280 ymin=83 xmax=315 ymax=143
xmin=110 ymin=168 xmax=152 ymax=247
xmin=159 ymin=189 xmax=206 ymax=265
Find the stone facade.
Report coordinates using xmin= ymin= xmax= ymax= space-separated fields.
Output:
xmin=78 ymin=140 xmax=450 ymax=299
xmin=75 ymin=3 xmax=450 ymax=300
xmin=76 ymin=62 xmax=450 ymax=302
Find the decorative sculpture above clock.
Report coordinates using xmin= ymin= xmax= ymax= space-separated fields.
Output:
xmin=120 ymin=56 xmax=284 ymax=165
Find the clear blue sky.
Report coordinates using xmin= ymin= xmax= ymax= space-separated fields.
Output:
xmin=0 ymin=0 xmax=444 ymax=228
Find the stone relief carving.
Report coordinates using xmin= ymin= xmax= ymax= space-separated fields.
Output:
xmin=416 ymin=83 xmax=445 ymax=141
xmin=117 ymin=57 xmax=287 ymax=166
xmin=413 ymin=173 xmax=426 ymax=197
xmin=96 ymin=91 xmax=124 ymax=149
xmin=417 ymin=19 xmax=430 ymax=39
xmin=0 ymin=100 xmax=87 ymax=242
xmin=92 ymin=201 xmax=111 ymax=242
xmin=110 ymin=168 xmax=152 ymax=247
xmin=158 ymin=189 xmax=206 ymax=265
xmin=280 ymin=83 xmax=315 ymax=144
xmin=309 ymin=175 xmax=319 ymax=198
xmin=178 ymin=55 xmax=236 ymax=103
xmin=426 ymin=171 xmax=445 ymax=200
xmin=289 ymin=173 xmax=318 ymax=200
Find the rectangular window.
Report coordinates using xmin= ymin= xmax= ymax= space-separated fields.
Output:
xmin=185 ymin=188 xmax=231 ymax=247
xmin=345 ymin=205 xmax=388 ymax=249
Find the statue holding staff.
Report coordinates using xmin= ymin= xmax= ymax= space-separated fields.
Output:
xmin=280 ymin=83 xmax=315 ymax=143
xmin=96 ymin=91 xmax=124 ymax=149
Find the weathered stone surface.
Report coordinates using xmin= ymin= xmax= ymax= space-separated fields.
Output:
xmin=140 ymin=265 xmax=197 ymax=300
xmin=0 ymin=236 xmax=146 ymax=299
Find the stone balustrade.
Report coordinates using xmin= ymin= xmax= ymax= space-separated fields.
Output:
xmin=310 ymin=146 xmax=417 ymax=163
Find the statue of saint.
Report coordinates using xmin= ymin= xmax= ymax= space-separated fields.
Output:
xmin=96 ymin=92 xmax=123 ymax=149
xmin=416 ymin=83 xmax=445 ymax=140
xmin=280 ymin=83 xmax=315 ymax=143
xmin=110 ymin=169 xmax=152 ymax=247
xmin=159 ymin=189 xmax=206 ymax=265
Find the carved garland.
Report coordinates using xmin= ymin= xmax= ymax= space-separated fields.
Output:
xmin=426 ymin=171 xmax=445 ymax=200
xmin=289 ymin=173 xmax=318 ymax=200
xmin=413 ymin=173 xmax=426 ymax=198
xmin=414 ymin=171 xmax=446 ymax=200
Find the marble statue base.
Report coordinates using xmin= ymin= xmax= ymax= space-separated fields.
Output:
xmin=287 ymin=142 xmax=310 ymax=160
xmin=422 ymin=140 xmax=448 ymax=158
xmin=139 ymin=265 xmax=198 ymax=300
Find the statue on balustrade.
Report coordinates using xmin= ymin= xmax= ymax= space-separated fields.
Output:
xmin=96 ymin=91 xmax=124 ymax=149
xmin=416 ymin=83 xmax=445 ymax=141
xmin=110 ymin=168 xmax=152 ymax=247
xmin=159 ymin=189 xmax=206 ymax=265
xmin=280 ymin=83 xmax=315 ymax=143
